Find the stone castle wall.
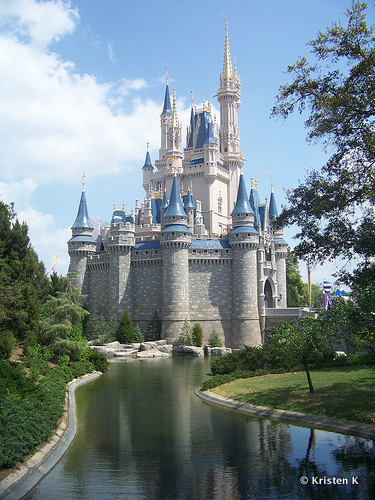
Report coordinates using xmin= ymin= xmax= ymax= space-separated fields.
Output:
xmin=188 ymin=258 xmax=232 ymax=345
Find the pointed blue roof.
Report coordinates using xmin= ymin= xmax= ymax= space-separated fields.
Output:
xmin=204 ymin=118 xmax=217 ymax=144
xmin=187 ymin=105 xmax=195 ymax=148
xmin=72 ymin=190 xmax=93 ymax=228
xmin=231 ymin=175 xmax=252 ymax=215
xmin=269 ymin=191 xmax=278 ymax=220
xmin=142 ymin=150 xmax=153 ymax=169
xmin=162 ymin=83 xmax=172 ymax=115
xmin=249 ymin=186 xmax=260 ymax=228
xmin=183 ymin=190 xmax=195 ymax=211
xmin=164 ymin=176 xmax=187 ymax=217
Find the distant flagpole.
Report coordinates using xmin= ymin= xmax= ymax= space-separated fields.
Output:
xmin=52 ymin=256 xmax=57 ymax=274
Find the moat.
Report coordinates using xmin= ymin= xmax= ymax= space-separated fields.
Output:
xmin=28 ymin=357 xmax=375 ymax=499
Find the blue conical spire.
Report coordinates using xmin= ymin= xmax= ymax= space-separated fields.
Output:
xmin=142 ymin=144 xmax=153 ymax=170
xmin=164 ymin=176 xmax=187 ymax=217
xmin=269 ymin=186 xmax=278 ymax=221
xmin=184 ymin=189 xmax=195 ymax=211
xmin=72 ymin=189 xmax=93 ymax=228
xmin=232 ymin=174 xmax=251 ymax=215
xmin=162 ymin=79 xmax=172 ymax=115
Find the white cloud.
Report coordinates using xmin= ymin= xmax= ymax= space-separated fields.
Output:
xmin=0 ymin=0 xmax=79 ymax=47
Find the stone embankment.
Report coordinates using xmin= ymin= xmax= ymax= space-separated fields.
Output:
xmin=90 ymin=341 xmax=232 ymax=358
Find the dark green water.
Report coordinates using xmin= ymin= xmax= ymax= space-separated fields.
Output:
xmin=28 ymin=357 xmax=375 ymax=499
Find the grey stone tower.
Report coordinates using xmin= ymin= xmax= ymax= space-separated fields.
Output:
xmin=228 ymin=174 xmax=262 ymax=347
xmin=160 ymin=175 xmax=191 ymax=343
xmin=68 ymin=186 xmax=96 ymax=296
xmin=107 ymin=212 xmax=135 ymax=319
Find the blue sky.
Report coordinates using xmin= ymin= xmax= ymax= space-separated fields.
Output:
xmin=1 ymin=0 xmax=371 ymax=285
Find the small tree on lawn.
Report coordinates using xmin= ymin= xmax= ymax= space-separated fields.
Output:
xmin=270 ymin=315 xmax=333 ymax=393
xmin=116 ymin=310 xmax=133 ymax=344
xmin=192 ymin=322 xmax=204 ymax=347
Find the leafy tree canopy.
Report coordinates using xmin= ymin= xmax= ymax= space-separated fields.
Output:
xmin=272 ymin=1 xmax=375 ymax=285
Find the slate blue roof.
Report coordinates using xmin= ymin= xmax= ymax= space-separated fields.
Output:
xmin=111 ymin=209 xmax=126 ymax=224
xmin=259 ymin=205 xmax=266 ymax=230
xmin=162 ymin=83 xmax=172 ymax=115
xmin=231 ymin=175 xmax=252 ymax=215
xmin=187 ymin=106 xmax=195 ymax=148
xmin=161 ymin=224 xmax=191 ymax=233
xmin=274 ymin=237 xmax=288 ymax=245
xmin=142 ymin=150 xmax=153 ymax=170
xmin=133 ymin=241 xmax=161 ymax=251
xmin=229 ymin=226 xmax=258 ymax=235
xmin=190 ymin=239 xmax=231 ymax=249
xmin=68 ymin=234 xmax=96 ymax=243
xmin=204 ymin=118 xmax=217 ymax=144
xmin=186 ymin=158 xmax=204 ymax=166
xmin=195 ymin=110 xmax=210 ymax=149
xmin=249 ymin=186 xmax=260 ymax=229
xmin=164 ymin=176 xmax=187 ymax=218
xmin=161 ymin=190 xmax=169 ymax=209
xmin=72 ymin=190 xmax=93 ymax=229
xmin=183 ymin=190 xmax=195 ymax=211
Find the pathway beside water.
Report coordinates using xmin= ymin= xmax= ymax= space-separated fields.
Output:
xmin=27 ymin=357 xmax=375 ymax=499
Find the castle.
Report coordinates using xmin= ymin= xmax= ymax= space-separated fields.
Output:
xmin=68 ymin=22 xmax=289 ymax=348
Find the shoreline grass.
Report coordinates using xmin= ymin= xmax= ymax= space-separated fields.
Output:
xmin=211 ymin=365 xmax=375 ymax=425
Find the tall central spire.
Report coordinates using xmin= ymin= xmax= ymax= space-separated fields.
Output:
xmin=222 ymin=15 xmax=233 ymax=80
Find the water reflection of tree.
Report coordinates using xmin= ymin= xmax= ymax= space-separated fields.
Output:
xmin=332 ymin=436 xmax=375 ymax=497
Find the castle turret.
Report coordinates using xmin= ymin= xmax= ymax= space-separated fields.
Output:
xmin=184 ymin=189 xmax=195 ymax=230
xmin=142 ymin=142 xmax=154 ymax=194
xmin=68 ymin=185 xmax=96 ymax=296
xmin=159 ymin=75 xmax=172 ymax=160
xmin=228 ymin=174 xmax=261 ymax=347
xmin=107 ymin=206 xmax=135 ymax=319
xmin=217 ymin=18 xmax=243 ymax=210
xmin=160 ymin=175 xmax=191 ymax=342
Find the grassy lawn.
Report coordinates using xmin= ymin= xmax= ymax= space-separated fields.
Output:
xmin=211 ymin=365 xmax=375 ymax=425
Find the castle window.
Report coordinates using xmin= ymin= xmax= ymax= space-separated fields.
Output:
xmin=218 ymin=192 xmax=223 ymax=214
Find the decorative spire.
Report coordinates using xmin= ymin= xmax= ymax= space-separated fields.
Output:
xmin=164 ymin=176 xmax=187 ymax=218
xmin=82 ymin=171 xmax=85 ymax=191
xmin=232 ymin=174 xmax=251 ymax=215
xmin=72 ymin=189 xmax=93 ymax=229
xmin=222 ymin=15 xmax=233 ymax=80
xmin=204 ymin=115 xmax=217 ymax=144
xmin=162 ymin=74 xmax=172 ymax=115
xmin=171 ymin=85 xmax=179 ymax=127
xmin=142 ymin=142 xmax=153 ymax=170
xmin=269 ymin=190 xmax=278 ymax=220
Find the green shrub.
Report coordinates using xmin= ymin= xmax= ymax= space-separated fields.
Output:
xmin=51 ymin=338 xmax=86 ymax=361
xmin=133 ymin=325 xmax=144 ymax=342
xmin=116 ymin=310 xmax=133 ymax=344
xmin=178 ymin=320 xmax=193 ymax=346
xmin=192 ymin=323 xmax=204 ymax=347
xmin=145 ymin=311 xmax=161 ymax=341
xmin=208 ymin=329 xmax=222 ymax=347
xmin=0 ymin=331 xmax=15 ymax=360
xmin=85 ymin=348 xmax=109 ymax=372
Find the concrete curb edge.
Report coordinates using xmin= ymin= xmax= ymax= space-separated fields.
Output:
xmin=0 ymin=371 xmax=102 ymax=500
xmin=195 ymin=388 xmax=375 ymax=440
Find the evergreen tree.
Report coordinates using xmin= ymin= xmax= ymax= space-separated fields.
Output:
xmin=145 ymin=310 xmax=161 ymax=341
xmin=116 ymin=310 xmax=134 ymax=344
xmin=0 ymin=201 xmax=49 ymax=339
xmin=192 ymin=322 xmax=204 ymax=347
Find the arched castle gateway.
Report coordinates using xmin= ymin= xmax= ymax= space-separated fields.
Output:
xmin=68 ymin=22 xmax=289 ymax=348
